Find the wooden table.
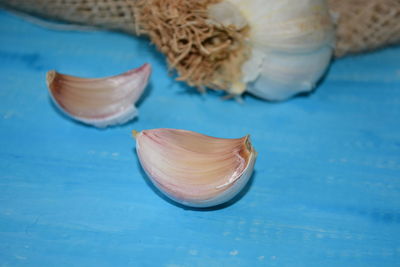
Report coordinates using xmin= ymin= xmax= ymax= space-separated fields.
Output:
xmin=0 ymin=9 xmax=399 ymax=266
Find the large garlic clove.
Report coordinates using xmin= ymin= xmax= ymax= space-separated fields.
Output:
xmin=133 ymin=128 xmax=257 ymax=208
xmin=46 ymin=64 xmax=151 ymax=127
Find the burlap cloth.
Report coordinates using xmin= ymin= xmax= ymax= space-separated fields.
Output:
xmin=329 ymin=0 xmax=400 ymax=57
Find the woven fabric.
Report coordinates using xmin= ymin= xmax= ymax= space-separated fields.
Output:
xmin=329 ymin=0 xmax=400 ymax=57
xmin=1 ymin=0 xmax=399 ymax=56
xmin=0 ymin=0 xmax=138 ymax=34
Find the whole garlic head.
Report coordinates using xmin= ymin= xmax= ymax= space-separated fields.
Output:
xmin=208 ymin=0 xmax=335 ymax=100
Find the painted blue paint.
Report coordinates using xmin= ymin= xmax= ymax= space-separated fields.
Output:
xmin=0 ymin=9 xmax=400 ymax=267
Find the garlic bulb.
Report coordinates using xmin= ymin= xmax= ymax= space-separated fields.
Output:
xmin=133 ymin=128 xmax=257 ymax=208
xmin=208 ymin=0 xmax=335 ymax=100
xmin=46 ymin=64 xmax=151 ymax=127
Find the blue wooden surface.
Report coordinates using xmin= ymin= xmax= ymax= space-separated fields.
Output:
xmin=0 ymin=9 xmax=400 ymax=267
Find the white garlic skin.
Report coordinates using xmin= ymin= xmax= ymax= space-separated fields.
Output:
xmin=210 ymin=0 xmax=335 ymax=100
xmin=247 ymin=46 xmax=332 ymax=100
xmin=134 ymin=129 xmax=257 ymax=208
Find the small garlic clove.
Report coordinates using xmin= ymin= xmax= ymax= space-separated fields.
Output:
xmin=133 ymin=128 xmax=257 ymax=208
xmin=46 ymin=64 xmax=151 ymax=127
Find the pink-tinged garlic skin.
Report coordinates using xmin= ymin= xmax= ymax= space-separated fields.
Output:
xmin=134 ymin=128 xmax=257 ymax=208
xmin=46 ymin=64 xmax=151 ymax=127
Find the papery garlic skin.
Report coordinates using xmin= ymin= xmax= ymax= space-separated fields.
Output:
xmin=209 ymin=0 xmax=335 ymax=100
xmin=46 ymin=64 xmax=151 ymax=127
xmin=134 ymin=129 xmax=257 ymax=208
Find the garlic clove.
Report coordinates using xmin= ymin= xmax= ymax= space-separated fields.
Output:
xmin=247 ymin=46 xmax=332 ymax=101
xmin=133 ymin=128 xmax=257 ymax=208
xmin=46 ymin=64 xmax=151 ymax=127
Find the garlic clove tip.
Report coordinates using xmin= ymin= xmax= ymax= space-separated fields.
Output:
xmin=132 ymin=129 xmax=139 ymax=138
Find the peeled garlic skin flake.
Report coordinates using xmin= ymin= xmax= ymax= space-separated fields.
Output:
xmin=46 ymin=64 xmax=151 ymax=128
xmin=134 ymin=129 xmax=257 ymax=208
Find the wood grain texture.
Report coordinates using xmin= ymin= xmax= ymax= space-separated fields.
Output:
xmin=0 ymin=9 xmax=399 ymax=267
